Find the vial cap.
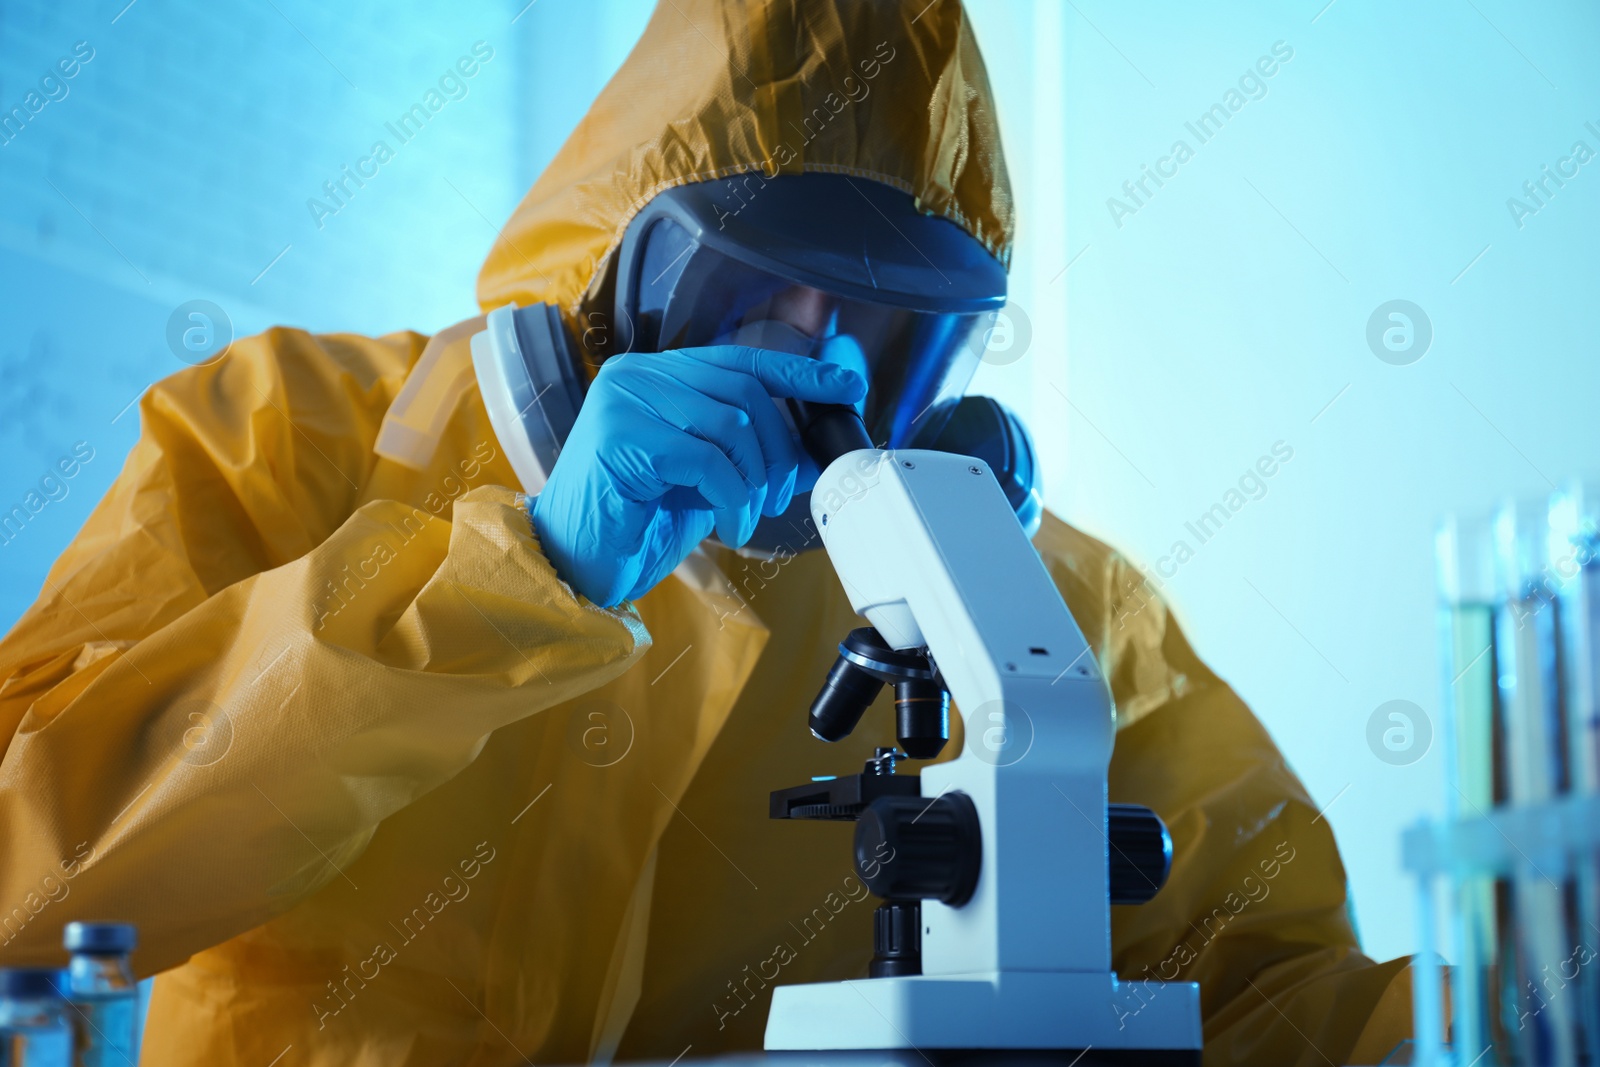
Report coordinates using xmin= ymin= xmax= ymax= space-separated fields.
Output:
xmin=63 ymin=922 xmax=137 ymax=954
xmin=0 ymin=967 xmax=65 ymax=1000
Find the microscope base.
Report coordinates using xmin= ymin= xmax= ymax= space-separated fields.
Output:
xmin=764 ymin=970 xmax=1201 ymax=1056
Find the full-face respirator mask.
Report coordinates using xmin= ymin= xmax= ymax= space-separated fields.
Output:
xmin=471 ymin=172 xmax=1040 ymax=552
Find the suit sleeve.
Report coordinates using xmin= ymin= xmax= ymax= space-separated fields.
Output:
xmin=0 ymin=328 xmax=648 ymax=975
xmin=1034 ymin=514 xmax=1413 ymax=1067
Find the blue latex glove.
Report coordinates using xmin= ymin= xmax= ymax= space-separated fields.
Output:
xmin=531 ymin=345 xmax=868 ymax=607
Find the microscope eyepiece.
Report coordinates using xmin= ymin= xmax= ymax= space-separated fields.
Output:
xmin=787 ymin=400 xmax=874 ymax=470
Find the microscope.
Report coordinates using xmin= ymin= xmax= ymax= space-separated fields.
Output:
xmin=763 ymin=402 xmax=1203 ymax=1062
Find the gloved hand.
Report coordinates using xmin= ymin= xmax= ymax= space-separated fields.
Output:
xmin=530 ymin=345 xmax=867 ymax=607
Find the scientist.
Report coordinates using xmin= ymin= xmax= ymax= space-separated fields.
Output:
xmin=0 ymin=1 xmax=1413 ymax=1064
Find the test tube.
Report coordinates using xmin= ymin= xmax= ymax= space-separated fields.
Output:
xmin=1492 ymin=498 xmax=1579 ymax=1065
xmin=1550 ymin=482 xmax=1600 ymax=795
xmin=1436 ymin=512 xmax=1513 ymax=1062
xmin=1550 ymin=481 xmax=1600 ymax=1066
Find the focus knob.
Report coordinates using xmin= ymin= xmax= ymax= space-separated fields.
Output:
xmin=854 ymin=793 xmax=981 ymax=906
xmin=1108 ymin=803 xmax=1173 ymax=905
xmin=869 ymin=901 xmax=921 ymax=978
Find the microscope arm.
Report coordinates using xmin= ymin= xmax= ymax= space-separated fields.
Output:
xmin=808 ymin=447 xmax=1116 ymax=975
xmin=762 ymin=430 xmax=1201 ymax=1056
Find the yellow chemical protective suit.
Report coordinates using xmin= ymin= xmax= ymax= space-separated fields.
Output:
xmin=0 ymin=1 xmax=1415 ymax=1064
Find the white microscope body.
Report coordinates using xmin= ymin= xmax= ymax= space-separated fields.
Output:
xmin=763 ymin=447 xmax=1202 ymax=1057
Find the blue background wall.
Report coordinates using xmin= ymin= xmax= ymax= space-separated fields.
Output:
xmin=964 ymin=1 xmax=1600 ymax=967
xmin=0 ymin=0 xmax=654 ymax=627
xmin=2 ymin=0 xmax=1596 ymax=969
